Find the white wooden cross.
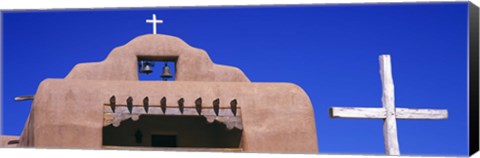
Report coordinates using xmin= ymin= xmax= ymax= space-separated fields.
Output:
xmin=146 ymin=14 xmax=163 ymax=34
xmin=329 ymin=54 xmax=448 ymax=156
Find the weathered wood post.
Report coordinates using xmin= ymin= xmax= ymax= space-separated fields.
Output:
xmin=379 ymin=55 xmax=400 ymax=155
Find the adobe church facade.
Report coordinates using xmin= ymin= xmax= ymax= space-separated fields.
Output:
xmin=2 ymin=34 xmax=318 ymax=153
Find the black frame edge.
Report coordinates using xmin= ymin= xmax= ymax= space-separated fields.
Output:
xmin=469 ymin=1 xmax=480 ymax=156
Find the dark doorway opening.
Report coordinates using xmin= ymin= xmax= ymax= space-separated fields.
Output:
xmin=151 ymin=135 xmax=177 ymax=147
xmin=103 ymin=115 xmax=242 ymax=149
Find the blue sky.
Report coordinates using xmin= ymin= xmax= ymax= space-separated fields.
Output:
xmin=1 ymin=2 xmax=469 ymax=156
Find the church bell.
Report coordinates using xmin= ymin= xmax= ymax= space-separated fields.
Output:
xmin=140 ymin=61 xmax=154 ymax=74
xmin=160 ymin=63 xmax=173 ymax=80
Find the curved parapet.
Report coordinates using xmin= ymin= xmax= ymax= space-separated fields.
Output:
xmin=65 ymin=34 xmax=250 ymax=82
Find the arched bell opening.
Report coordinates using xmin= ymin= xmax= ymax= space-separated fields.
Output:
xmin=102 ymin=115 xmax=243 ymax=150
xmin=137 ymin=56 xmax=178 ymax=81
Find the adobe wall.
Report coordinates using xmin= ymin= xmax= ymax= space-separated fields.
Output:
xmin=0 ymin=135 xmax=19 ymax=147
xmin=21 ymin=79 xmax=318 ymax=153
xmin=17 ymin=34 xmax=318 ymax=153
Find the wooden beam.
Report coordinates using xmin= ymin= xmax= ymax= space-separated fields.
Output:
xmin=7 ymin=140 xmax=19 ymax=145
xmin=330 ymin=107 xmax=448 ymax=120
xmin=103 ymin=106 xmax=243 ymax=130
xmin=395 ymin=108 xmax=448 ymax=120
xmin=14 ymin=95 xmax=34 ymax=101
xmin=379 ymin=54 xmax=400 ymax=156
xmin=329 ymin=107 xmax=386 ymax=119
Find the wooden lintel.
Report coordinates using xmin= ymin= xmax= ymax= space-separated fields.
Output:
xmin=104 ymin=106 xmax=243 ymax=129
xmin=104 ymin=103 xmax=241 ymax=109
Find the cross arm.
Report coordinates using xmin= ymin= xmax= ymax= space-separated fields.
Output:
xmin=329 ymin=107 xmax=448 ymax=120
xmin=146 ymin=19 xmax=163 ymax=23
xmin=329 ymin=107 xmax=386 ymax=119
xmin=395 ymin=108 xmax=448 ymax=119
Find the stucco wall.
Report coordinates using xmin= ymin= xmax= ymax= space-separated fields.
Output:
xmin=16 ymin=34 xmax=318 ymax=153
xmin=20 ymin=79 xmax=317 ymax=153
xmin=0 ymin=135 xmax=19 ymax=147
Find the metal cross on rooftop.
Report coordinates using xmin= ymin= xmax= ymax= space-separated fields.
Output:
xmin=329 ymin=54 xmax=448 ymax=156
xmin=146 ymin=14 xmax=163 ymax=34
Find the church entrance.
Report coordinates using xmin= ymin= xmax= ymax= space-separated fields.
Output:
xmin=102 ymin=115 xmax=243 ymax=150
